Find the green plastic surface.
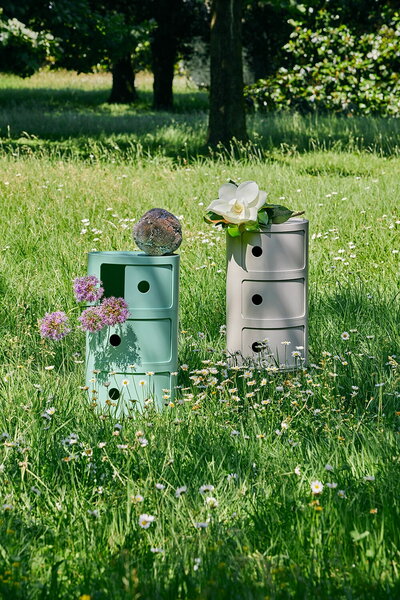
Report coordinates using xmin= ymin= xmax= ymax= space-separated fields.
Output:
xmin=85 ymin=252 xmax=179 ymax=412
xmin=87 ymin=372 xmax=176 ymax=415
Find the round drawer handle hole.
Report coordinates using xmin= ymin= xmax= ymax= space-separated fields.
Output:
xmin=109 ymin=334 xmax=121 ymax=347
xmin=138 ymin=280 xmax=150 ymax=293
xmin=252 ymin=342 xmax=262 ymax=353
xmin=252 ymin=246 xmax=263 ymax=257
xmin=252 ymin=294 xmax=263 ymax=305
xmin=109 ymin=388 xmax=120 ymax=400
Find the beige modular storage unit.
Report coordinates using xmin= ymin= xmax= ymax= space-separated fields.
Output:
xmin=226 ymin=219 xmax=308 ymax=368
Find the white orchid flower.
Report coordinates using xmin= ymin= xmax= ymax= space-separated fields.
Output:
xmin=206 ymin=181 xmax=267 ymax=225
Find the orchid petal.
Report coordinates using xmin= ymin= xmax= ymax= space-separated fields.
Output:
xmin=218 ymin=183 xmax=238 ymax=202
xmin=206 ymin=199 xmax=230 ymax=213
xmin=224 ymin=208 xmax=246 ymax=224
xmin=224 ymin=207 xmax=242 ymax=219
xmin=223 ymin=216 xmax=242 ymax=224
xmin=246 ymin=188 xmax=268 ymax=209
xmin=256 ymin=190 xmax=267 ymax=209
xmin=248 ymin=207 xmax=259 ymax=222
xmin=236 ymin=181 xmax=259 ymax=204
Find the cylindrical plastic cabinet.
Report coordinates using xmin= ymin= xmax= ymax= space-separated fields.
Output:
xmin=85 ymin=251 xmax=179 ymax=413
xmin=226 ymin=219 xmax=308 ymax=368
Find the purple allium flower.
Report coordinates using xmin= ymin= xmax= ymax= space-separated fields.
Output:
xmin=73 ymin=276 xmax=104 ymax=303
xmin=100 ymin=297 xmax=129 ymax=326
xmin=39 ymin=311 xmax=71 ymax=341
xmin=78 ymin=306 xmax=106 ymax=332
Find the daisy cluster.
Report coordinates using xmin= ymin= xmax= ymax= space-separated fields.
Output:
xmin=32 ymin=364 xmax=387 ymax=546
xmin=1 ymin=318 xmax=396 ymax=584
xmin=79 ymin=208 xmax=136 ymax=251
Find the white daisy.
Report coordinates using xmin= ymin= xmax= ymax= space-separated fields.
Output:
xmin=138 ymin=514 xmax=155 ymax=529
xmin=310 ymin=480 xmax=324 ymax=494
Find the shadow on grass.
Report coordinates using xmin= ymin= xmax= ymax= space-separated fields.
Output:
xmin=0 ymin=84 xmax=209 ymax=160
xmin=0 ymin=82 xmax=399 ymax=161
xmin=0 ymin=86 xmax=111 ymax=109
xmin=0 ymin=84 xmax=209 ymax=112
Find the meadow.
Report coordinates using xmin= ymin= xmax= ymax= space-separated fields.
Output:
xmin=0 ymin=70 xmax=399 ymax=599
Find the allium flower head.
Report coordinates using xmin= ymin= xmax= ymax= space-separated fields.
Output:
xmin=74 ymin=275 xmax=104 ymax=303
xmin=78 ymin=306 xmax=106 ymax=332
xmin=100 ymin=296 xmax=129 ymax=326
xmin=39 ymin=311 xmax=71 ymax=340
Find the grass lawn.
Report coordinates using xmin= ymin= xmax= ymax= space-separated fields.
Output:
xmin=0 ymin=70 xmax=399 ymax=599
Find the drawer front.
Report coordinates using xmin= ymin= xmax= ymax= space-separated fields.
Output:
xmin=124 ymin=265 xmax=173 ymax=309
xmin=87 ymin=318 xmax=173 ymax=372
xmin=242 ymin=326 xmax=306 ymax=366
xmin=243 ymin=231 xmax=306 ymax=272
xmin=89 ymin=372 xmax=175 ymax=414
xmin=242 ymin=279 xmax=305 ymax=320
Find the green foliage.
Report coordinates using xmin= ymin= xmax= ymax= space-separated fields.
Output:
xmin=243 ymin=0 xmax=307 ymax=80
xmin=0 ymin=2 xmax=155 ymax=76
xmin=1 ymin=71 xmax=400 ymax=159
xmin=262 ymin=204 xmax=300 ymax=224
xmin=0 ymin=72 xmax=399 ymax=598
xmin=0 ymin=10 xmax=54 ymax=77
xmin=245 ymin=9 xmax=400 ymax=116
xmin=46 ymin=2 xmax=154 ymax=73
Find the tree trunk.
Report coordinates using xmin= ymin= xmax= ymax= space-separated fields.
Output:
xmin=207 ymin=0 xmax=248 ymax=146
xmin=151 ymin=11 xmax=177 ymax=110
xmin=108 ymin=55 xmax=137 ymax=104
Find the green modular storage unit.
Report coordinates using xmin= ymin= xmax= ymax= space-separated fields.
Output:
xmin=85 ymin=251 xmax=179 ymax=414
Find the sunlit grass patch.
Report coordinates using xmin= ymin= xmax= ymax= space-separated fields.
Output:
xmin=0 ymin=70 xmax=399 ymax=161
xmin=0 ymin=70 xmax=399 ymax=599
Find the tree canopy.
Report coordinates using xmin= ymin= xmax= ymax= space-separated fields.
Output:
xmin=0 ymin=0 xmax=397 ymax=145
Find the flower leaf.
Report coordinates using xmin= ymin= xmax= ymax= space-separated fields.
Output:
xmin=227 ymin=224 xmax=241 ymax=237
xmin=205 ymin=211 xmax=223 ymax=221
xmin=243 ymin=221 xmax=259 ymax=232
xmin=257 ymin=210 xmax=270 ymax=226
xmin=266 ymin=205 xmax=294 ymax=224
xmin=204 ymin=212 xmax=228 ymax=226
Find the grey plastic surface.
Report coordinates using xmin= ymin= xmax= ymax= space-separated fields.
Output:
xmin=226 ymin=219 xmax=308 ymax=368
xmin=85 ymin=251 xmax=179 ymax=413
